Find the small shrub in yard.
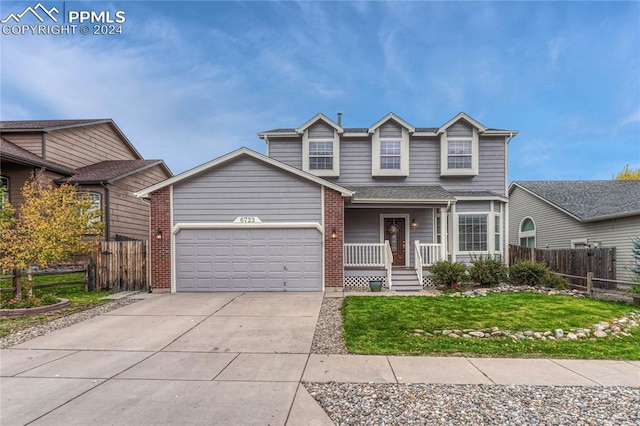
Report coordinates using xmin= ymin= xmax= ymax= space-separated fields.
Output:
xmin=542 ymin=272 xmax=568 ymax=289
xmin=509 ymin=260 xmax=548 ymax=286
xmin=430 ymin=261 xmax=467 ymax=288
xmin=469 ymin=255 xmax=507 ymax=287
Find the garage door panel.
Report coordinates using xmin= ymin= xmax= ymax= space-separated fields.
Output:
xmin=176 ymin=228 xmax=321 ymax=292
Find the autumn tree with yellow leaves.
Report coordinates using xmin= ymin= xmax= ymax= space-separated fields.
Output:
xmin=614 ymin=164 xmax=640 ymax=180
xmin=0 ymin=174 xmax=103 ymax=300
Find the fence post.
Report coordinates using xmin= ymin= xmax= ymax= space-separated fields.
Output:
xmin=86 ymin=257 xmax=96 ymax=292
xmin=586 ymin=272 xmax=593 ymax=297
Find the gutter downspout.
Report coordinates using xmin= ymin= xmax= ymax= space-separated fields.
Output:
xmin=100 ymin=182 xmax=110 ymax=241
xmin=264 ymin=135 xmax=270 ymax=157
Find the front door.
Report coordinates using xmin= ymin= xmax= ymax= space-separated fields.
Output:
xmin=384 ymin=218 xmax=406 ymax=266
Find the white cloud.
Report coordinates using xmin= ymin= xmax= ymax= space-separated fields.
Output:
xmin=620 ymin=109 xmax=640 ymax=126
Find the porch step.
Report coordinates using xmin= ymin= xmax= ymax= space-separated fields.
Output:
xmin=391 ymin=268 xmax=422 ymax=292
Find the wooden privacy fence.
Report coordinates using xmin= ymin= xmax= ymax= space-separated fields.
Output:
xmin=509 ymin=244 xmax=617 ymax=288
xmin=89 ymin=241 xmax=147 ymax=292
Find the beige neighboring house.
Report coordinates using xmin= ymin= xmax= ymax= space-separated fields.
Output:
xmin=509 ymin=180 xmax=640 ymax=281
xmin=0 ymin=119 xmax=171 ymax=241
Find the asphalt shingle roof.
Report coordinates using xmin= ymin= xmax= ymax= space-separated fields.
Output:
xmin=0 ymin=119 xmax=109 ymax=130
xmin=0 ymin=138 xmax=75 ymax=175
xmin=348 ymin=185 xmax=456 ymax=202
xmin=513 ymin=180 xmax=640 ymax=221
xmin=66 ymin=160 xmax=164 ymax=183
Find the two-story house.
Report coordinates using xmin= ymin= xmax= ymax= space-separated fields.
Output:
xmin=137 ymin=112 xmax=517 ymax=292
xmin=0 ymin=119 xmax=172 ymax=241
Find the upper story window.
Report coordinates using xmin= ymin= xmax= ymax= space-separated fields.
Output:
xmin=372 ymin=121 xmax=409 ymax=177
xmin=309 ymin=140 xmax=334 ymax=170
xmin=380 ymin=140 xmax=401 ymax=169
xmin=302 ymin=122 xmax=340 ymax=177
xmin=519 ymin=217 xmax=536 ymax=248
xmin=440 ymin=125 xmax=479 ymax=177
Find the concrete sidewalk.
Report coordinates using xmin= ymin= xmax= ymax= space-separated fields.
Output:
xmin=303 ymin=355 xmax=640 ymax=387
xmin=1 ymin=292 xmax=638 ymax=426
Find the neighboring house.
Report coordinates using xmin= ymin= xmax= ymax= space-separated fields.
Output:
xmin=138 ymin=112 xmax=517 ymax=292
xmin=0 ymin=119 xmax=171 ymax=241
xmin=509 ymin=180 xmax=640 ymax=281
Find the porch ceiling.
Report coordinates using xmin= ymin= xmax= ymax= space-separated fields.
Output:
xmin=347 ymin=185 xmax=456 ymax=204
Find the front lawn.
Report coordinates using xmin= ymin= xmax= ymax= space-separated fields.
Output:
xmin=342 ymin=293 xmax=640 ymax=359
xmin=0 ymin=273 xmax=114 ymax=338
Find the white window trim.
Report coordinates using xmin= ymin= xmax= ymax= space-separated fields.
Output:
xmin=302 ymin=129 xmax=340 ymax=177
xmin=518 ymin=216 xmax=536 ymax=247
xmin=455 ymin=211 xmax=501 ymax=256
xmin=372 ymin=127 xmax=409 ymax=176
xmin=379 ymin=213 xmax=410 ymax=267
xmin=493 ymin=201 xmax=502 ymax=255
xmin=440 ymin=128 xmax=479 ymax=176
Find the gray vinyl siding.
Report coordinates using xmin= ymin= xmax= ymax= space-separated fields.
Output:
xmin=586 ymin=216 xmax=639 ymax=281
xmin=344 ymin=207 xmax=435 ymax=266
xmin=379 ymin=121 xmax=402 ymax=137
xmin=308 ymin=122 xmax=335 ymax=138
xmin=173 ymin=156 xmax=321 ymax=224
xmin=447 ymin=121 xmax=473 ymax=137
xmin=509 ymin=186 xmax=587 ymax=249
xmin=268 ymin=138 xmax=302 ymax=169
xmin=456 ymin=201 xmax=491 ymax=212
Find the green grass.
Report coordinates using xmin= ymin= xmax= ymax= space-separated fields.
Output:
xmin=0 ymin=273 xmax=114 ymax=338
xmin=342 ymin=293 xmax=640 ymax=359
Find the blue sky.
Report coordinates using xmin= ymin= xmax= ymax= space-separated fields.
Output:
xmin=1 ymin=1 xmax=639 ymax=181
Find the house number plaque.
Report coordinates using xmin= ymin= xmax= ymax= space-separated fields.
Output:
xmin=234 ymin=216 xmax=262 ymax=223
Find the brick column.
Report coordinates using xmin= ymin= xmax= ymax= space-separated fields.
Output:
xmin=149 ymin=186 xmax=171 ymax=291
xmin=324 ymin=187 xmax=344 ymax=289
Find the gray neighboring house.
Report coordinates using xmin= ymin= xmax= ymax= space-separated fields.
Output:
xmin=140 ymin=112 xmax=518 ymax=293
xmin=509 ymin=180 xmax=640 ymax=281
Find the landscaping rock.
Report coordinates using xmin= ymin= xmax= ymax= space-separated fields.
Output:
xmin=555 ymin=329 xmax=564 ymax=338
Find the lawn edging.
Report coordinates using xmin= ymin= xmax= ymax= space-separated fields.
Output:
xmin=0 ymin=298 xmax=71 ymax=318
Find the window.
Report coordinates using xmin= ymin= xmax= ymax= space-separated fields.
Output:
xmin=519 ymin=217 xmax=536 ymax=248
xmin=459 ymin=214 xmax=487 ymax=252
xmin=494 ymin=215 xmax=501 ymax=252
xmin=309 ymin=141 xmax=333 ymax=170
xmin=372 ymin=125 xmax=409 ymax=176
xmin=447 ymin=140 xmax=472 ymax=169
xmin=380 ymin=140 xmax=401 ymax=169
xmin=302 ymin=124 xmax=340 ymax=177
xmin=85 ymin=192 xmax=102 ymax=225
xmin=0 ymin=176 xmax=8 ymax=205
xmin=434 ymin=215 xmax=442 ymax=244
xmin=440 ymin=128 xmax=479 ymax=176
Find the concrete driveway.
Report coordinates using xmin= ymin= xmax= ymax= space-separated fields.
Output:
xmin=0 ymin=292 xmax=332 ymax=426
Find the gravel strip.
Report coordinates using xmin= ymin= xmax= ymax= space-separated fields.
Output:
xmin=312 ymin=297 xmax=348 ymax=354
xmin=304 ymin=382 xmax=640 ymax=425
xmin=0 ymin=297 xmax=140 ymax=349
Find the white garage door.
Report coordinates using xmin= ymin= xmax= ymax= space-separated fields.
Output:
xmin=176 ymin=228 xmax=322 ymax=292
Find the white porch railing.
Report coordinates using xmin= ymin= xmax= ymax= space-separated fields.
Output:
xmin=414 ymin=240 xmax=424 ymax=284
xmin=418 ymin=242 xmax=442 ymax=266
xmin=344 ymin=243 xmax=385 ymax=267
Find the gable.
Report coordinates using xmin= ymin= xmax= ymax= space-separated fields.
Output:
xmin=172 ymin=155 xmax=323 ymax=223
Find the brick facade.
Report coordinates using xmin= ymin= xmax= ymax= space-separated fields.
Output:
xmin=324 ymin=187 xmax=344 ymax=289
xmin=149 ymin=186 xmax=171 ymax=290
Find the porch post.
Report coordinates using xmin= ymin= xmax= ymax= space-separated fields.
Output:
xmin=439 ymin=207 xmax=447 ymax=261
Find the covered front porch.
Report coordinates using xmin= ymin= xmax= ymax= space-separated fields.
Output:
xmin=341 ymin=186 xmax=453 ymax=290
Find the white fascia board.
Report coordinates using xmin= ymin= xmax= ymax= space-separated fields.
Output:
xmin=296 ymin=113 xmax=343 ymax=134
xmin=172 ymin=222 xmax=323 ymax=234
xmin=437 ymin=112 xmax=487 ymax=134
xmin=257 ymin=131 xmax=298 ymax=139
xmin=135 ymin=147 xmax=354 ymax=198
xmin=368 ymin=113 xmax=415 ymax=134
xmin=412 ymin=130 xmax=438 ymax=137
xmin=483 ymin=129 xmax=519 ymax=137
xmin=581 ymin=211 xmax=640 ymax=223
xmin=455 ymin=195 xmax=508 ymax=202
xmin=350 ymin=198 xmax=455 ymax=204
xmin=342 ymin=132 xmax=369 ymax=138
